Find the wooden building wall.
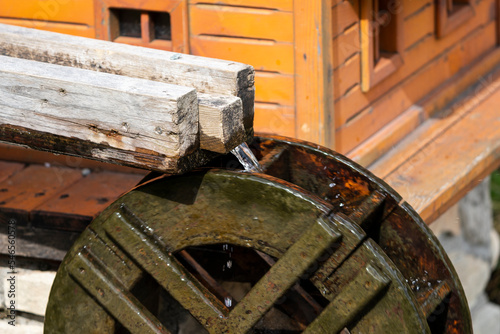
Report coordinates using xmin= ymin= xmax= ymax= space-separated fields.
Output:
xmin=0 ymin=0 xmax=498 ymax=155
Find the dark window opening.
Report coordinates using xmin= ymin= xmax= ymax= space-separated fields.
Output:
xmin=151 ymin=12 xmax=171 ymax=41
xmin=116 ymin=9 xmax=141 ymax=38
xmin=374 ymin=0 xmax=398 ymax=65
xmin=110 ymin=8 xmax=172 ymax=43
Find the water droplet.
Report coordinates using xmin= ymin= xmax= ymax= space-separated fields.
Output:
xmin=227 ymin=260 xmax=232 ymax=269
xmin=329 ymin=182 xmax=336 ymax=188
xmin=225 ymin=297 xmax=232 ymax=307
xmin=339 ymin=203 xmax=344 ymax=207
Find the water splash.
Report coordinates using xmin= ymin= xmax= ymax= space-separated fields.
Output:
xmin=231 ymin=143 xmax=264 ymax=173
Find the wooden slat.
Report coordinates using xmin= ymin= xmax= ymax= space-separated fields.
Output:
xmin=333 ymin=53 xmax=360 ymax=98
xmin=31 ymin=171 xmax=143 ymax=232
xmin=403 ymin=3 xmax=434 ymax=50
xmin=332 ymin=1 xmax=359 ymax=38
xmin=0 ymin=161 xmax=24 ymax=183
xmin=0 ymin=165 xmax=82 ymax=224
xmin=189 ymin=4 xmax=294 ymax=42
xmin=347 ymin=106 xmax=423 ymax=167
xmin=370 ymin=52 xmax=500 ymax=179
xmin=332 ymin=23 xmax=360 ymax=69
xmin=190 ymin=35 xmax=294 ymax=74
xmin=380 ymin=84 xmax=500 ymax=223
xmin=188 ymin=0 xmax=293 ymax=11
xmin=0 ymin=18 xmax=95 ymax=38
xmin=402 ymin=1 xmax=431 ymax=18
xmin=254 ymin=72 xmax=294 ymax=105
xmin=0 ymin=23 xmax=254 ymax=144
xmin=0 ymin=0 xmax=95 ymax=25
xmin=0 ymin=55 xmax=199 ymax=165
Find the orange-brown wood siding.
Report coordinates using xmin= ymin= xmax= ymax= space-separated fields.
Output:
xmin=0 ymin=0 xmax=96 ymax=37
xmin=0 ymin=0 xmax=498 ymax=155
xmin=334 ymin=0 xmax=498 ymax=154
xmin=188 ymin=0 xmax=297 ymax=138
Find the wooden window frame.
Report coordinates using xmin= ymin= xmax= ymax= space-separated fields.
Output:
xmin=360 ymin=0 xmax=404 ymax=92
xmin=436 ymin=0 xmax=474 ymax=38
xmin=94 ymin=0 xmax=188 ymax=53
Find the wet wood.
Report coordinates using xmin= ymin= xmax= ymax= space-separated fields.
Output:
xmin=31 ymin=171 xmax=144 ymax=232
xmin=0 ymin=23 xmax=253 ymax=148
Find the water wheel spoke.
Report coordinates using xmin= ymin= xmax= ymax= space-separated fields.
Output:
xmin=257 ymin=145 xmax=289 ymax=173
xmin=303 ymin=264 xmax=390 ymax=334
xmin=221 ymin=218 xmax=341 ymax=333
xmin=68 ymin=248 xmax=169 ymax=334
xmin=177 ymin=250 xmax=233 ymax=303
xmin=416 ymin=280 xmax=452 ymax=318
xmin=347 ymin=190 xmax=387 ymax=229
xmin=103 ymin=212 xmax=228 ymax=330
xmin=255 ymin=250 xmax=323 ymax=314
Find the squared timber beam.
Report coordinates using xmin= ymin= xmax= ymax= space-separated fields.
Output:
xmin=0 ymin=55 xmax=207 ymax=173
xmin=0 ymin=23 xmax=254 ymax=153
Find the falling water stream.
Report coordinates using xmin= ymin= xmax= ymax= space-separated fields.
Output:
xmin=231 ymin=142 xmax=264 ymax=173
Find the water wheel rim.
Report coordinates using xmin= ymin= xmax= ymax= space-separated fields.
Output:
xmin=46 ymin=170 xmax=432 ymax=333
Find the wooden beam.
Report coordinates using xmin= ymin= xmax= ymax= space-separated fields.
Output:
xmin=0 ymin=55 xmax=206 ymax=173
xmin=198 ymin=94 xmax=245 ymax=153
xmin=0 ymin=23 xmax=254 ymax=149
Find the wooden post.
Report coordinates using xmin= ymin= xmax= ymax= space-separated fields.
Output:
xmin=293 ymin=0 xmax=334 ymax=148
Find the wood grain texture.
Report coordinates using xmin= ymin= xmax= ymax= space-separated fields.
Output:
xmin=198 ymin=93 xmax=245 ymax=153
xmin=294 ymin=0 xmax=334 ymax=147
xmin=0 ymin=23 xmax=255 ymax=141
xmin=370 ymin=65 xmax=500 ymax=224
xmin=0 ymin=55 xmax=199 ymax=164
xmin=0 ymin=165 xmax=82 ymax=224
xmin=336 ymin=19 xmax=497 ymax=153
xmin=31 ymin=171 xmax=144 ymax=231
xmin=0 ymin=161 xmax=24 ymax=183
xmin=0 ymin=125 xmax=218 ymax=174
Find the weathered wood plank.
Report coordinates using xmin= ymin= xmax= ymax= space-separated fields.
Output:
xmin=0 ymin=165 xmax=82 ymax=225
xmin=0 ymin=161 xmax=24 ymax=183
xmin=0 ymin=23 xmax=254 ymax=144
xmin=0 ymin=55 xmax=201 ymax=171
xmin=31 ymin=171 xmax=144 ymax=232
